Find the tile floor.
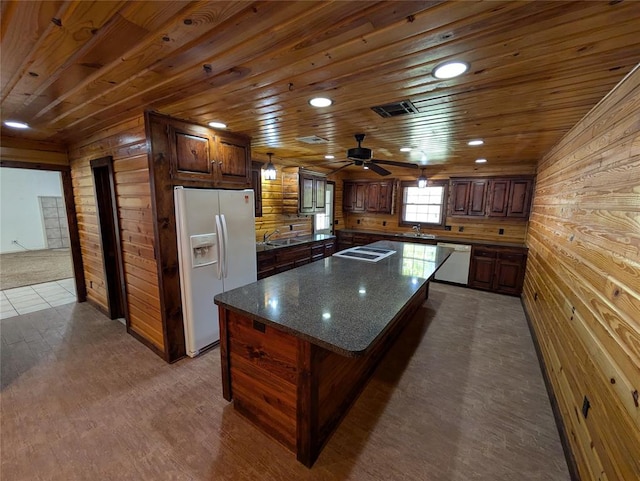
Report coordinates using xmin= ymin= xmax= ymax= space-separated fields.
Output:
xmin=0 ymin=278 xmax=76 ymax=319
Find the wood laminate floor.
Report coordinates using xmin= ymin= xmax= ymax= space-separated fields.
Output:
xmin=0 ymin=283 xmax=569 ymax=480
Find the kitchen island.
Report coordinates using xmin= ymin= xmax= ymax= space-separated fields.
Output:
xmin=214 ymin=240 xmax=452 ymax=467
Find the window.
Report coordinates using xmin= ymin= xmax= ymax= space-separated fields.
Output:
xmin=400 ymin=180 xmax=447 ymax=227
xmin=314 ymin=182 xmax=334 ymax=234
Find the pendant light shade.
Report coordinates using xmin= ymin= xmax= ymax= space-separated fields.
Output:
xmin=264 ymin=152 xmax=277 ymax=180
xmin=417 ymin=169 xmax=427 ymax=189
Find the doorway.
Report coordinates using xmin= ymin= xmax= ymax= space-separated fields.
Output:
xmin=90 ymin=156 xmax=126 ymax=320
xmin=314 ymin=181 xmax=335 ymax=234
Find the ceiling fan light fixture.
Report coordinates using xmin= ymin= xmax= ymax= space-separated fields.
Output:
xmin=264 ymin=152 xmax=277 ymax=180
xmin=400 ymin=147 xmax=412 ymax=152
xmin=208 ymin=121 xmax=227 ymax=129
xmin=475 ymin=158 xmax=487 ymax=164
xmin=324 ymin=155 xmax=334 ymax=159
xmin=4 ymin=120 xmax=29 ymax=129
xmin=417 ymin=169 xmax=428 ymax=188
xmin=309 ymin=97 xmax=332 ymax=107
xmin=432 ymin=61 xmax=469 ymax=79
xmin=468 ymin=139 xmax=484 ymax=146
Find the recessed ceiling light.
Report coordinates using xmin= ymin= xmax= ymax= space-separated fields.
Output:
xmin=208 ymin=121 xmax=227 ymax=129
xmin=432 ymin=61 xmax=469 ymax=79
xmin=468 ymin=139 xmax=484 ymax=146
xmin=400 ymin=147 xmax=412 ymax=152
xmin=475 ymin=158 xmax=487 ymax=164
xmin=309 ymin=97 xmax=332 ymax=107
xmin=324 ymin=155 xmax=335 ymax=159
xmin=4 ymin=120 xmax=29 ymax=129
xmin=363 ymin=166 xmax=369 ymax=170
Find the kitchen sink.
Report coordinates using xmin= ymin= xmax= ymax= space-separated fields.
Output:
xmin=266 ymin=238 xmax=305 ymax=246
xmin=402 ymin=232 xmax=436 ymax=239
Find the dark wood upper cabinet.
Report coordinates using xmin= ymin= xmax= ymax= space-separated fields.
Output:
xmin=487 ymin=179 xmax=510 ymax=217
xmin=214 ymin=132 xmax=251 ymax=188
xmin=468 ymin=180 xmax=489 ymax=216
xmin=450 ymin=180 xmax=471 ymax=215
xmin=167 ymin=119 xmax=251 ymax=188
xmin=251 ymin=161 xmax=263 ymax=217
xmin=507 ymin=179 xmax=533 ymax=217
xmin=450 ymin=176 xmax=534 ymax=220
xmin=169 ymin=123 xmax=215 ymax=182
xmin=344 ymin=180 xmax=393 ymax=214
xmin=283 ymin=168 xmax=326 ymax=215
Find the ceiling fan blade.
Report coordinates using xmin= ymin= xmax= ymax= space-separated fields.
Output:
xmin=330 ymin=162 xmax=354 ymax=175
xmin=371 ymin=158 xmax=420 ymax=169
xmin=367 ymin=162 xmax=391 ymax=176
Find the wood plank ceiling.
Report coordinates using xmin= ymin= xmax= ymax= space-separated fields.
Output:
xmin=1 ymin=0 xmax=639 ymax=172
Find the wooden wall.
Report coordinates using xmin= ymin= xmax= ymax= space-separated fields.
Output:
xmin=68 ymin=116 xmax=164 ymax=352
xmin=333 ymin=164 xmax=536 ymax=245
xmin=522 ymin=66 xmax=640 ymax=480
xmin=254 ymin=164 xmax=312 ymax=241
xmin=0 ymin=138 xmax=68 ymax=166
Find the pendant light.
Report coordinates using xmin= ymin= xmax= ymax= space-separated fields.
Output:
xmin=264 ymin=152 xmax=277 ymax=180
xmin=417 ymin=169 xmax=427 ymax=189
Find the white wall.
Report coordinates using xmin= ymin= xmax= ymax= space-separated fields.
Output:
xmin=0 ymin=168 xmax=64 ymax=253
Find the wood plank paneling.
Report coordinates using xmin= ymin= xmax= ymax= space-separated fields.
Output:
xmin=254 ymin=164 xmax=313 ymax=242
xmin=68 ymin=115 xmax=163 ymax=352
xmin=522 ymin=65 xmax=640 ymax=481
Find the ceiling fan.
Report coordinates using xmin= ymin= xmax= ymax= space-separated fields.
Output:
xmin=329 ymin=134 xmax=420 ymax=176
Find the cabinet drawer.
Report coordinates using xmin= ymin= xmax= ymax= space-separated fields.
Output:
xmin=498 ymin=252 xmax=526 ymax=262
xmin=472 ymin=247 xmax=497 ymax=258
xmin=276 ymin=246 xmax=310 ymax=262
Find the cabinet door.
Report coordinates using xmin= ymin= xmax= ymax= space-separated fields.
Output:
xmin=299 ymin=173 xmax=315 ymax=214
xmin=495 ymin=252 xmax=527 ymax=294
xmin=507 ymin=179 xmax=533 ymax=217
xmin=487 ymin=179 xmax=510 ymax=217
xmin=366 ymin=183 xmax=380 ymax=212
xmin=378 ymin=181 xmax=393 ymax=214
xmin=450 ymin=181 xmax=470 ymax=215
xmin=169 ymin=125 xmax=215 ymax=183
xmin=215 ymin=133 xmax=251 ymax=188
xmin=469 ymin=247 xmax=497 ymax=290
xmin=315 ymin=177 xmax=326 ymax=211
xmin=468 ymin=180 xmax=488 ymax=216
xmin=343 ymin=182 xmax=355 ymax=212
xmin=251 ymin=162 xmax=263 ymax=217
xmin=353 ymin=183 xmax=367 ymax=212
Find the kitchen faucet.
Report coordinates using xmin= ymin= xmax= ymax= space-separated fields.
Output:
xmin=412 ymin=225 xmax=421 ymax=235
xmin=263 ymin=229 xmax=280 ymax=242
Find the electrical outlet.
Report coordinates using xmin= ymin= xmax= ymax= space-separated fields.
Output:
xmin=444 ymin=225 xmax=451 ymax=231
xmin=458 ymin=226 xmax=464 ymax=232
xmin=289 ymin=224 xmax=293 ymax=231
xmin=357 ymin=219 xmax=361 ymax=224
xmin=382 ymin=221 xmax=386 ymax=226
xmin=499 ymin=228 xmax=504 ymax=235
xmin=11 ymin=240 xmax=18 ymax=244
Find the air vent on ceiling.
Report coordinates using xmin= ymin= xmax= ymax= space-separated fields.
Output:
xmin=296 ymin=135 xmax=329 ymax=144
xmin=371 ymin=100 xmax=418 ymax=118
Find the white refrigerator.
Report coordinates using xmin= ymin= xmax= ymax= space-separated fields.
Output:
xmin=174 ymin=186 xmax=257 ymax=357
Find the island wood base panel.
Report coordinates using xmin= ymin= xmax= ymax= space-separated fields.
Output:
xmin=218 ymin=283 xmax=428 ymax=467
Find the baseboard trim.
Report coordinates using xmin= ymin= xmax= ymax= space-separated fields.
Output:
xmin=520 ymin=296 xmax=581 ymax=481
xmin=127 ymin=327 xmax=168 ymax=361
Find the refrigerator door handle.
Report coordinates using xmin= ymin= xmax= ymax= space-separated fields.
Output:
xmin=220 ymin=214 xmax=230 ymax=278
xmin=214 ymin=214 xmax=224 ymax=280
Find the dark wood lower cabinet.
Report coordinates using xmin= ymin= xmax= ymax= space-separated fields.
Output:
xmin=257 ymin=238 xmax=336 ymax=279
xmin=469 ymin=246 xmax=527 ymax=295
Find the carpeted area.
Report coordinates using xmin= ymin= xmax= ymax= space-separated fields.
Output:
xmin=0 ymin=283 xmax=570 ymax=480
xmin=0 ymin=249 xmax=72 ymax=290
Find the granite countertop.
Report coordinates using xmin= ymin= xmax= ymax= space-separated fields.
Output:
xmin=215 ymin=240 xmax=452 ymax=357
xmin=339 ymin=228 xmax=527 ymax=249
xmin=255 ymin=233 xmax=335 ymax=253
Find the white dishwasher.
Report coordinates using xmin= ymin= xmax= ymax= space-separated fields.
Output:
xmin=434 ymin=243 xmax=472 ymax=285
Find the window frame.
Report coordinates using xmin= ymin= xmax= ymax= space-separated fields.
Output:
xmin=398 ymin=179 xmax=449 ymax=229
